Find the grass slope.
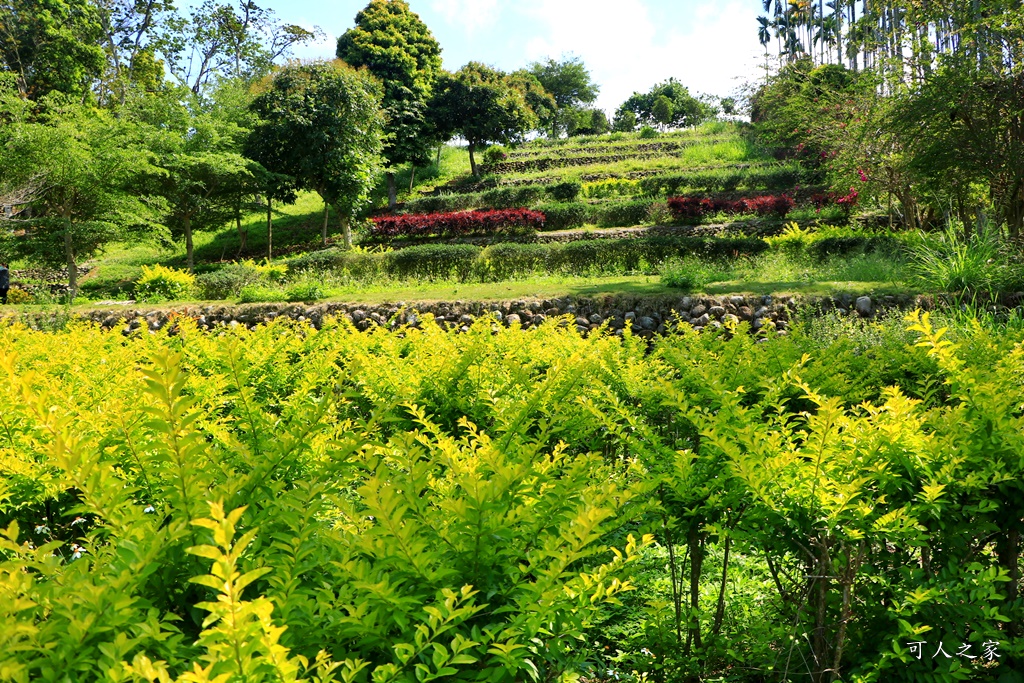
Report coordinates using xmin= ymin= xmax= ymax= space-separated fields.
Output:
xmin=59 ymin=123 xmax=904 ymax=305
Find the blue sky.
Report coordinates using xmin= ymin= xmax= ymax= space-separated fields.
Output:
xmin=207 ymin=0 xmax=769 ymax=112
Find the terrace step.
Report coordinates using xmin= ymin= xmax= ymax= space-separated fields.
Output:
xmin=360 ymin=215 xmax=897 ymax=251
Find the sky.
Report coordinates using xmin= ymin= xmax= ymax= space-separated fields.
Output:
xmin=241 ymin=0 xmax=770 ymax=112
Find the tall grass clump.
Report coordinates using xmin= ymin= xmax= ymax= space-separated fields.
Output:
xmin=909 ymin=224 xmax=1005 ymax=294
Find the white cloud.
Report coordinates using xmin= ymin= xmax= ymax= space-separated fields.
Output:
xmin=520 ymin=0 xmax=763 ymax=112
xmin=430 ymin=0 xmax=500 ymax=32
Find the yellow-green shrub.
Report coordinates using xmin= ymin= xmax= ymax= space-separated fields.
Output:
xmin=134 ymin=264 xmax=196 ymax=302
xmin=0 ymin=314 xmax=1020 ymax=682
xmin=5 ymin=288 xmax=32 ymax=304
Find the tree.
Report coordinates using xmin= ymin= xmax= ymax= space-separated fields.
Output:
xmin=617 ymin=78 xmax=713 ymax=129
xmin=337 ymin=0 xmax=442 ymax=209
xmin=131 ymin=89 xmax=252 ymax=271
xmin=0 ymin=98 xmax=161 ymax=295
xmin=509 ymin=69 xmax=557 ymax=136
xmin=612 ymin=108 xmax=637 ymax=132
xmin=0 ymin=0 xmax=106 ymax=99
xmin=528 ymin=55 xmax=599 ymax=137
xmin=93 ymin=0 xmax=175 ymax=104
xmin=567 ymin=108 xmax=610 ymax=137
xmin=248 ymin=60 xmax=385 ymax=248
xmin=157 ymin=0 xmax=321 ymax=96
xmin=428 ymin=62 xmax=537 ymax=177
xmin=652 ymin=95 xmax=674 ymax=129
xmin=208 ymin=77 xmax=297 ymax=258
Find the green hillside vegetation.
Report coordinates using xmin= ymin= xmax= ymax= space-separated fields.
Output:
xmin=54 ymin=124 xmax=886 ymax=306
xmin=11 ymin=120 xmax=1022 ymax=310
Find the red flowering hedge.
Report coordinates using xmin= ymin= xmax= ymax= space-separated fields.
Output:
xmin=371 ymin=208 xmax=546 ymax=239
xmin=667 ymin=194 xmax=795 ymax=222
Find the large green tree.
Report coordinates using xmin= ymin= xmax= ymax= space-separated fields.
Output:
xmin=428 ymin=62 xmax=537 ymax=177
xmin=509 ymin=68 xmax=557 ymax=136
xmin=0 ymin=97 xmax=161 ymax=295
xmin=528 ymin=55 xmax=599 ymax=138
xmin=247 ymin=60 xmax=385 ymax=248
xmin=337 ymin=0 xmax=442 ymax=209
xmin=130 ymin=87 xmax=252 ymax=272
xmin=0 ymin=0 xmax=106 ymax=99
xmin=92 ymin=0 xmax=174 ymax=105
xmin=157 ymin=0 xmax=321 ymax=97
xmin=617 ymin=78 xmax=714 ymax=129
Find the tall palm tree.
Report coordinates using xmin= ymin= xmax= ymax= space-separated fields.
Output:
xmin=758 ymin=15 xmax=774 ymax=78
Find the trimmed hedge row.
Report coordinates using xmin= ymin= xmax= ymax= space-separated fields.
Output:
xmin=639 ymin=166 xmax=813 ymax=195
xmin=285 ymin=236 xmax=770 ymax=282
xmin=668 ymin=195 xmax=795 ymax=221
xmin=402 ymin=193 xmax=483 ymax=215
xmin=809 ymin=235 xmax=902 ymax=260
xmin=406 ymin=167 xmax=815 ymax=218
xmin=371 ymin=209 xmax=545 ymax=239
xmin=535 ymin=201 xmax=665 ymax=230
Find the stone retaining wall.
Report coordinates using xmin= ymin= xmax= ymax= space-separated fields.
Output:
xmin=8 ymin=292 xmax=968 ymax=338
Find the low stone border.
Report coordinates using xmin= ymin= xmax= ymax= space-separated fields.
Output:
xmin=5 ymin=291 xmax=982 ymax=338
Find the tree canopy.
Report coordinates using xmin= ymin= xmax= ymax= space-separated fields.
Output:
xmin=337 ymin=0 xmax=442 ymax=207
xmin=247 ymin=60 xmax=385 ymax=247
xmin=528 ymin=55 xmax=599 ymax=137
xmin=617 ymin=78 xmax=713 ymax=130
xmin=0 ymin=96 xmax=162 ymax=293
xmin=428 ymin=62 xmax=537 ymax=176
xmin=0 ymin=0 xmax=106 ymax=99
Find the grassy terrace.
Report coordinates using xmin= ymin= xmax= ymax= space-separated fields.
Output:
xmin=11 ymin=122 xmax=917 ymax=307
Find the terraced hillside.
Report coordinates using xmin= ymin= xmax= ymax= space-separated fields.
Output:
xmin=57 ymin=122 xmax=907 ymax=305
xmin=386 ymin=122 xmax=842 ymax=236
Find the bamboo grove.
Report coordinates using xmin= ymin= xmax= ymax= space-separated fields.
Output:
xmin=0 ymin=313 xmax=1021 ymax=682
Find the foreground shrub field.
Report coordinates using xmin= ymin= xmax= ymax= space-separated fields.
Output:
xmin=0 ymin=313 xmax=1022 ymax=682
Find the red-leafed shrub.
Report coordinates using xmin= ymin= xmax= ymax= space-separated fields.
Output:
xmin=738 ymin=194 xmax=794 ymax=217
xmin=810 ymin=188 xmax=859 ymax=213
xmin=371 ymin=208 xmax=546 ymax=239
xmin=667 ymin=194 xmax=795 ymax=222
xmin=666 ymin=197 xmax=718 ymax=220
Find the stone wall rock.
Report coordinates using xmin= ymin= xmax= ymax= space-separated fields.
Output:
xmin=5 ymin=291 xmax=996 ymax=338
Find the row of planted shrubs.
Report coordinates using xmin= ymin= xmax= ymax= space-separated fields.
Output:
xmin=668 ymin=194 xmax=797 ymax=221
xmin=374 ymin=193 xmax=852 ymax=240
xmin=404 ymin=167 xmax=816 ymax=215
xmin=129 ymin=233 xmax=903 ymax=301
xmin=285 ymin=237 xmax=772 ymax=282
xmin=403 ymin=181 xmax=583 ymax=214
xmin=381 ymin=201 xmax=664 ymax=236
xmin=667 ymin=189 xmax=861 ymax=222
xmin=370 ymin=208 xmax=546 ymax=239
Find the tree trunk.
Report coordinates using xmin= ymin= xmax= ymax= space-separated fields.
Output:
xmin=685 ymin=522 xmax=704 ymax=655
xmin=830 ymin=542 xmax=865 ymax=682
xmin=409 ymin=166 xmax=416 ymax=193
xmin=185 ymin=214 xmax=194 ymax=273
xmin=321 ymin=201 xmax=330 ymax=247
xmin=468 ymin=143 xmax=479 ymax=177
xmin=63 ymin=217 xmax=77 ymax=299
xmin=712 ymin=535 xmax=732 ymax=636
xmin=387 ymin=171 xmax=398 ymax=209
xmin=266 ymin=195 xmax=273 ymax=260
xmin=997 ymin=527 xmax=1020 ymax=637
xmin=235 ymin=201 xmax=247 ymax=255
xmin=436 ymin=145 xmax=442 ymax=167
xmin=341 ymin=215 xmax=352 ymax=249
xmin=811 ymin=540 xmax=832 ymax=683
